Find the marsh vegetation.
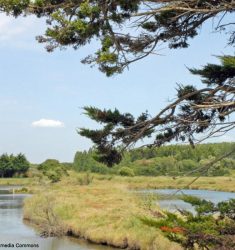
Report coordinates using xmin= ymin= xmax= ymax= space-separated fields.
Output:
xmin=1 ymin=142 xmax=235 ymax=249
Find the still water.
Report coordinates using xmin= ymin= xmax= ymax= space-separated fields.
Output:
xmin=0 ymin=186 xmax=114 ymax=250
xmin=146 ymin=189 xmax=235 ymax=212
xmin=1 ymin=186 xmax=235 ymax=250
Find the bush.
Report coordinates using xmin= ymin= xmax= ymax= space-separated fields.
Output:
xmin=38 ymin=159 xmax=68 ymax=183
xmin=141 ymin=196 xmax=235 ymax=250
xmin=118 ymin=167 xmax=135 ymax=177
xmin=47 ymin=171 xmax=61 ymax=183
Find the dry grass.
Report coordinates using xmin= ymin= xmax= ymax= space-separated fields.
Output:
xmin=2 ymin=173 xmax=235 ymax=249
xmin=0 ymin=178 xmax=32 ymax=186
xmin=122 ymin=176 xmax=235 ymax=192
xmin=23 ymin=173 xmax=181 ymax=250
xmin=1 ymin=173 xmax=235 ymax=192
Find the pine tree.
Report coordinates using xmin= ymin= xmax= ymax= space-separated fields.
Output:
xmin=79 ymin=56 xmax=235 ymax=165
xmin=0 ymin=1 xmax=234 ymax=75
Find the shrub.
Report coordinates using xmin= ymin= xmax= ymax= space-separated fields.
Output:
xmin=141 ymin=196 xmax=235 ymax=250
xmin=47 ymin=171 xmax=61 ymax=183
xmin=118 ymin=167 xmax=135 ymax=177
xmin=38 ymin=159 xmax=68 ymax=183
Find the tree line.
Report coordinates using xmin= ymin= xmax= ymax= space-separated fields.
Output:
xmin=73 ymin=142 xmax=235 ymax=177
xmin=0 ymin=153 xmax=30 ymax=178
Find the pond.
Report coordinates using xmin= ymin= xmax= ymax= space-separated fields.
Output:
xmin=144 ymin=189 xmax=235 ymax=213
xmin=0 ymin=186 xmax=115 ymax=250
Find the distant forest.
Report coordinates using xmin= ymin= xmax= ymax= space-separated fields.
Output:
xmin=73 ymin=143 xmax=235 ymax=177
xmin=1 ymin=143 xmax=235 ymax=179
xmin=0 ymin=153 xmax=30 ymax=178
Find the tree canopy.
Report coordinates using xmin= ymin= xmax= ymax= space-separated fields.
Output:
xmin=0 ymin=0 xmax=234 ymax=75
xmin=79 ymin=56 xmax=235 ymax=166
xmin=1 ymin=1 xmax=234 ymax=166
xmin=0 ymin=153 xmax=30 ymax=177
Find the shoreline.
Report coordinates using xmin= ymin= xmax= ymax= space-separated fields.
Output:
xmin=23 ymin=218 xmax=124 ymax=250
xmin=23 ymin=218 xmax=120 ymax=249
xmin=1 ymin=174 xmax=235 ymax=249
xmin=21 ymin=175 xmax=182 ymax=250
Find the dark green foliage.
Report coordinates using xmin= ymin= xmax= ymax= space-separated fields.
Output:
xmin=79 ymin=107 xmax=150 ymax=166
xmin=181 ymin=196 xmax=215 ymax=215
xmin=80 ymin=56 xmax=235 ymax=166
xmin=1 ymin=2 xmax=234 ymax=169
xmin=1 ymin=4 xmax=235 ymax=172
xmin=140 ymin=196 xmax=235 ymax=249
xmin=38 ymin=159 xmax=68 ymax=183
xmin=0 ymin=153 xmax=30 ymax=178
xmin=0 ymin=0 xmax=29 ymax=16
xmin=190 ymin=56 xmax=235 ymax=86
xmin=217 ymin=199 xmax=235 ymax=220
xmin=0 ymin=1 xmax=233 ymax=75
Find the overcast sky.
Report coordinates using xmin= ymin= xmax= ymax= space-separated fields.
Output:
xmin=0 ymin=13 xmax=234 ymax=163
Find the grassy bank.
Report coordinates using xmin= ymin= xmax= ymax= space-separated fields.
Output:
xmin=23 ymin=174 xmax=181 ymax=250
xmin=1 ymin=174 xmax=235 ymax=249
xmin=0 ymin=178 xmax=32 ymax=186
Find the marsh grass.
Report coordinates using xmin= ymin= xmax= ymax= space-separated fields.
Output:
xmin=121 ymin=176 xmax=235 ymax=192
xmin=1 ymin=174 xmax=235 ymax=192
xmin=0 ymin=178 xmax=31 ymax=186
xmin=23 ymin=174 xmax=181 ymax=250
xmin=76 ymin=172 xmax=94 ymax=185
xmin=1 ymin=173 xmax=235 ymax=249
xmin=24 ymin=195 xmax=66 ymax=237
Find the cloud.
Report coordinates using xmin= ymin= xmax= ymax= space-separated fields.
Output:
xmin=32 ymin=119 xmax=65 ymax=128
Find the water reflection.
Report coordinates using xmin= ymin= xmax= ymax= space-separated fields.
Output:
xmin=145 ymin=189 xmax=235 ymax=212
xmin=0 ymin=186 xmax=115 ymax=250
xmin=0 ymin=237 xmax=115 ymax=250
